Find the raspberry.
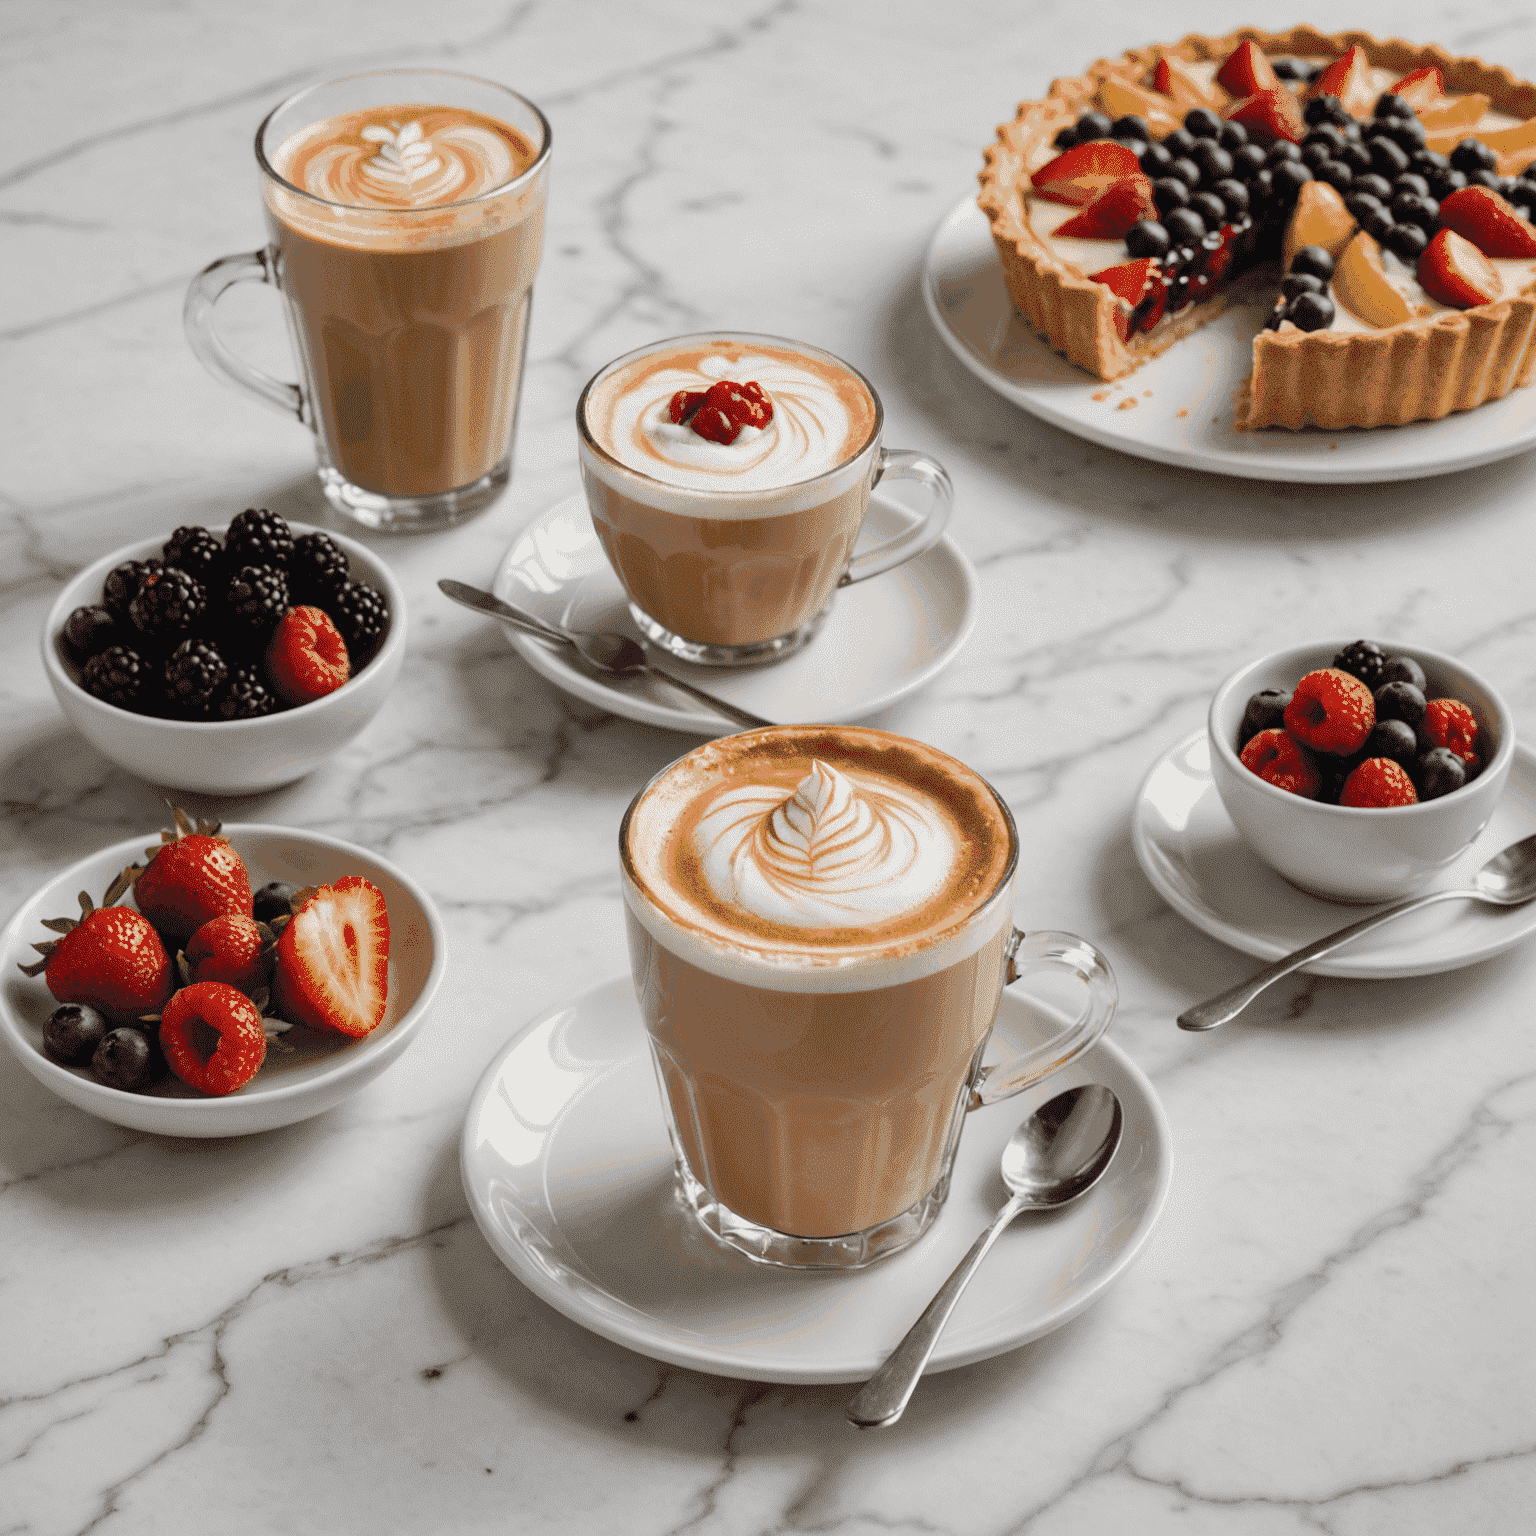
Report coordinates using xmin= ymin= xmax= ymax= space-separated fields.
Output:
xmin=1421 ymin=697 xmax=1479 ymax=763
xmin=1340 ymin=757 xmax=1418 ymax=808
xmin=1239 ymin=728 xmax=1320 ymax=797
xmin=1284 ymin=668 xmax=1375 ymax=755
xmin=702 ymin=379 xmax=773 ymax=430
xmin=690 ymin=404 xmax=741 ymax=444
xmin=667 ymin=389 xmax=707 ymax=423
xmin=159 ymin=982 xmax=267 ymax=1096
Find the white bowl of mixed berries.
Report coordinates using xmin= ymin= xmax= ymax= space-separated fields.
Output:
xmin=0 ymin=808 xmax=445 ymax=1135
xmin=1210 ymin=638 xmax=1514 ymax=903
xmin=43 ymin=510 xmax=406 ymax=795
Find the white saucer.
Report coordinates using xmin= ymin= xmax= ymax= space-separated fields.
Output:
xmin=490 ymin=490 xmax=977 ymax=733
xmin=1133 ymin=731 xmax=1536 ymax=979
xmin=460 ymin=975 xmax=1172 ymax=1385
xmin=922 ymin=196 xmax=1536 ymax=485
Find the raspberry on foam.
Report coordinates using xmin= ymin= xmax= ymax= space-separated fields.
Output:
xmin=1421 ymin=697 xmax=1480 ymax=763
xmin=1340 ymin=758 xmax=1419 ymax=808
xmin=1239 ymin=728 xmax=1320 ymax=798
xmin=1284 ymin=668 xmax=1376 ymax=755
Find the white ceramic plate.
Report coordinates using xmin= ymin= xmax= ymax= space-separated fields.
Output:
xmin=488 ymin=490 xmax=978 ymax=734
xmin=923 ymin=197 xmax=1536 ymax=485
xmin=0 ymin=826 xmax=445 ymax=1136
xmin=1133 ymin=731 xmax=1536 ymax=978
xmin=460 ymin=975 xmax=1172 ymax=1384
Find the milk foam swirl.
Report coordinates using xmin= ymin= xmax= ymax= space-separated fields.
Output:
xmin=693 ymin=762 xmax=958 ymax=928
xmin=602 ymin=352 xmax=867 ymax=493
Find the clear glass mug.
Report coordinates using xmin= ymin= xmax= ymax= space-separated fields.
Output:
xmin=619 ymin=726 xmax=1118 ymax=1270
xmin=577 ymin=332 xmax=953 ymax=666
xmin=184 ymin=69 xmax=551 ymax=533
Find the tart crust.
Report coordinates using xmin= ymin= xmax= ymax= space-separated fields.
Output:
xmin=978 ymin=26 xmax=1536 ymax=430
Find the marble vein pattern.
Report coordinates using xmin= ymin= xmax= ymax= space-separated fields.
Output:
xmin=4 ymin=1 xmax=1536 ymax=1532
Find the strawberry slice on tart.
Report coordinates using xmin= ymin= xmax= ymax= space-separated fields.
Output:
xmin=1031 ymin=140 xmax=1143 ymax=206
xmin=1225 ymin=87 xmax=1304 ymax=145
xmin=1054 ymin=175 xmax=1155 ymax=238
xmin=1417 ymin=228 xmax=1502 ymax=308
xmin=1437 ymin=186 xmax=1536 ymax=259
xmin=1216 ymin=39 xmax=1280 ymax=100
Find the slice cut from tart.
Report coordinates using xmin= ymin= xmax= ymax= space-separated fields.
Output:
xmin=978 ymin=27 xmax=1536 ymax=430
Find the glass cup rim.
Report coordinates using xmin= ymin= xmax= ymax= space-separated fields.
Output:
xmin=618 ymin=724 xmax=1022 ymax=968
xmin=575 ymin=331 xmax=886 ymax=500
xmin=254 ymin=67 xmax=553 ymax=216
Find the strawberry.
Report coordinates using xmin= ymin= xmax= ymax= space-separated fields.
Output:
xmin=266 ymin=605 xmax=350 ymax=706
xmin=1340 ymin=759 xmax=1418 ymax=809
xmin=1417 ymin=228 xmax=1501 ymax=309
xmin=186 ymin=913 xmax=274 ymax=992
xmin=134 ymin=809 xmax=253 ymax=947
xmin=272 ymin=877 xmax=390 ymax=1038
xmin=1216 ymin=40 xmax=1279 ymax=100
xmin=1437 ymin=186 xmax=1536 ymax=259
xmin=1225 ymin=88 xmax=1304 ymax=145
xmin=1154 ymin=55 xmax=1225 ymax=113
xmin=19 ymin=887 xmax=173 ymax=1024
xmin=160 ymin=982 xmax=267 ymax=1096
xmin=1310 ymin=46 xmax=1376 ymax=118
xmin=1054 ymin=175 xmax=1154 ymax=238
xmin=1031 ymin=140 xmax=1142 ymax=206
xmin=667 ymin=389 xmax=707 ymax=423
xmin=1089 ymin=257 xmax=1158 ymax=340
xmin=1392 ymin=65 xmax=1444 ymax=112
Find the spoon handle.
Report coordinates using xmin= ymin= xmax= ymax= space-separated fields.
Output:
xmin=1176 ymin=885 xmax=1476 ymax=1032
xmin=642 ymin=670 xmax=774 ymax=730
xmin=437 ymin=579 xmax=570 ymax=645
xmin=846 ymin=1194 xmax=1027 ymax=1429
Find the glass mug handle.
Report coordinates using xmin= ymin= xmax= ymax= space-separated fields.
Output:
xmin=968 ymin=930 xmax=1118 ymax=1110
xmin=183 ymin=250 xmax=307 ymax=424
xmin=838 ymin=448 xmax=953 ymax=586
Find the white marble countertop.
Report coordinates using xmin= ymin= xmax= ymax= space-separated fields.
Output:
xmin=6 ymin=2 xmax=1536 ymax=1531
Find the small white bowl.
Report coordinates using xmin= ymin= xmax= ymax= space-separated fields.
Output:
xmin=0 ymin=825 xmax=445 ymax=1136
xmin=1209 ymin=639 xmax=1514 ymax=904
xmin=42 ymin=522 xmax=406 ymax=795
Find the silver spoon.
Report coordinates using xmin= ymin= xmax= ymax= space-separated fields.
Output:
xmin=1178 ymin=830 xmax=1536 ymax=1032
xmin=846 ymin=1083 xmax=1123 ymax=1430
xmin=437 ymin=579 xmax=774 ymax=731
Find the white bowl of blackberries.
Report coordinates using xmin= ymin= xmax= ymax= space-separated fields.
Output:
xmin=43 ymin=511 xmax=406 ymax=795
xmin=1209 ymin=638 xmax=1514 ymax=903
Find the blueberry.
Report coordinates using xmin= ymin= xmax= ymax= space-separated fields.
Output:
xmin=1163 ymin=206 xmax=1207 ymax=244
xmin=44 ymin=1003 xmax=109 ymax=1067
xmin=1450 ymin=137 xmax=1497 ymax=173
xmin=1319 ymin=159 xmax=1355 ymax=191
xmin=1112 ymin=114 xmax=1150 ymax=142
xmin=1470 ymin=168 xmax=1510 ymax=192
xmin=1385 ymin=222 xmax=1429 ymax=262
xmin=1302 ymin=142 xmax=1333 ymax=171
xmin=1184 ymin=107 xmax=1223 ymax=140
xmin=1116 ymin=138 xmax=1148 ymax=162
xmin=1169 ymin=156 xmax=1203 ymax=187
xmin=1416 ymin=748 xmax=1468 ymax=801
xmin=1375 ymin=680 xmax=1427 ymax=728
xmin=1428 ymin=167 xmax=1469 ymax=200
xmin=1392 ymin=172 xmax=1431 ymax=199
xmin=1193 ymin=141 xmax=1234 ymax=183
xmin=1239 ymin=688 xmax=1292 ymax=746
xmin=1380 ymin=655 xmax=1427 ymax=691
xmin=1341 ymin=141 xmax=1374 ymax=173
xmin=1267 ymin=140 xmax=1303 ymax=164
xmin=1140 ymin=141 xmax=1175 ymax=176
xmin=1272 ymin=59 xmax=1303 ymax=80
xmin=253 ymin=880 xmax=299 ymax=923
xmin=1507 ymin=181 xmax=1536 ymax=213
xmin=1271 ymin=159 xmax=1314 ymax=203
xmin=1281 ymin=271 xmax=1326 ymax=300
xmin=1290 ymin=244 xmax=1336 ymax=281
xmin=1345 ymin=191 xmax=1386 ymax=225
xmin=1366 ymin=718 xmax=1420 ymax=767
xmin=1359 ymin=205 xmax=1396 ymax=241
xmin=1264 ymin=308 xmax=1286 ymax=331
xmin=1374 ymin=91 xmax=1411 ymax=119
xmin=1304 ymin=94 xmax=1345 ymax=127
xmin=1164 ymin=128 xmax=1200 ymax=158
xmin=1053 ymin=124 xmax=1080 ymax=151
xmin=1353 ymin=172 xmax=1393 ymax=202
xmin=1233 ymin=143 xmax=1269 ymax=177
xmin=92 ymin=1027 xmax=159 ymax=1092
xmin=1413 ymin=149 xmax=1451 ymax=174
xmin=1391 ymin=191 xmax=1438 ymax=229
xmin=1219 ymin=121 xmax=1249 ymax=151
xmin=1212 ymin=178 xmax=1250 ymax=216
xmin=1303 ymin=124 xmax=1346 ymax=154
xmin=1368 ymin=136 xmax=1411 ymax=177
xmin=1385 ymin=117 xmax=1427 ymax=152
xmin=1152 ymin=177 xmax=1191 ymax=214
xmin=1188 ymin=191 xmax=1228 ymax=227
xmin=1288 ymin=291 xmax=1335 ymax=332
xmin=1076 ymin=110 xmax=1113 ymax=141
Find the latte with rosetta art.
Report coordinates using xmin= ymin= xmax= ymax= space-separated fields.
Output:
xmin=272 ymin=104 xmax=535 ymax=210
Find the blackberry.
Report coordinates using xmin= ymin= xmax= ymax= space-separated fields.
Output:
xmin=225 ymin=507 xmax=295 ymax=569
xmin=129 ymin=566 xmax=206 ymax=644
xmin=216 ymin=665 xmax=278 ymax=721
xmin=1333 ymin=639 xmax=1387 ymax=690
xmin=163 ymin=525 xmax=226 ymax=588
xmin=330 ymin=580 xmax=389 ymax=660
xmin=81 ymin=646 xmax=152 ymax=710
xmin=102 ymin=559 xmax=162 ymax=623
xmin=62 ymin=605 xmax=120 ymax=662
xmin=227 ymin=563 xmax=290 ymax=634
xmin=163 ymin=637 xmax=229 ymax=719
xmin=288 ymin=531 xmax=350 ymax=605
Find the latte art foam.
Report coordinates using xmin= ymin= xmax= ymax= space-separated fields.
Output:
xmin=695 ymin=761 xmax=958 ymax=927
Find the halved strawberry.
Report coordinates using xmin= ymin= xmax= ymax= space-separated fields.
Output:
xmin=1392 ymin=65 xmax=1444 ymax=111
xmin=1226 ymin=88 xmax=1304 ymax=145
xmin=266 ymin=605 xmax=350 ymax=706
xmin=271 ymin=876 xmax=390 ymax=1038
xmin=1090 ymin=258 xmax=1159 ymax=339
xmin=1310 ymin=46 xmax=1376 ymax=118
xmin=1154 ymin=56 xmax=1226 ymax=112
xmin=1031 ymin=140 xmax=1142 ymax=206
xmin=1438 ymin=185 xmax=1536 ymax=258
xmin=1417 ymin=227 xmax=1501 ymax=308
xmin=1216 ymin=40 xmax=1279 ymax=99
xmin=1054 ymin=175 xmax=1154 ymax=238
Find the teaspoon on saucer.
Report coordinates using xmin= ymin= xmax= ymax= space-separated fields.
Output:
xmin=845 ymin=1084 xmax=1123 ymax=1430
xmin=437 ymin=579 xmax=774 ymax=731
xmin=1177 ymin=830 xmax=1536 ymax=1032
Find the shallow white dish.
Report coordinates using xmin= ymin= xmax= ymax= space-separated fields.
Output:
xmin=0 ymin=825 xmax=445 ymax=1136
xmin=1133 ymin=731 xmax=1536 ymax=979
xmin=923 ymin=196 xmax=1536 ymax=485
xmin=488 ymin=489 xmax=978 ymax=734
xmin=460 ymin=974 xmax=1171 ymax=1385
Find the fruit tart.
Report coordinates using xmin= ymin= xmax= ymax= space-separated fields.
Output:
xmin=978 ymin=26 xmax=1536 ymax=429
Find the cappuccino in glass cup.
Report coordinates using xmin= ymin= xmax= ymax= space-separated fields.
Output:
xmin=578 ymin=334 xmax=953 ymax=666
xmin=620 ymin=725 xmax=1117 ymax=1269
